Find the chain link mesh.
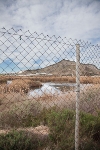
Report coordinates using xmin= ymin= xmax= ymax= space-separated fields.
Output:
xmin=0 ymin=28 xmax=100 ymax=150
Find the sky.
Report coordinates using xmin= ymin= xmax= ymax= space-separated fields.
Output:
xmin=0 ymin=0 xmax=100 ymax=73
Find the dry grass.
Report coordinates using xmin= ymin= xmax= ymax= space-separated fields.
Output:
xmin=0 ymin=95 xmax=42 ymax=129
xmin=0 ymin=75 xmax=100 ymax=84
xmin=0 ymin=82 xmax=100 ymax=129
xmin=80 ymin=84 xmax=100 ymax=115
xmin=0 ymin=90 xmax=76 ymax=129
xmin=0 ymin=84 xmax=99 ymax=113
xmin=80 ymin=76 xmax=100 ymax=84
xmin=68 ymin=84 xmax=100 ymax=115
xmin=0 ymin=91 xmax=75 ymax=113
xmin=0 ymin=79 xmax=42 ymax=94
xmin=0 ymin=125 xmax=49 ymax=139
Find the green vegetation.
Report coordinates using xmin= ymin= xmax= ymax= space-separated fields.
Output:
xmin=0 ymin=78 xmax=100 ymax=149
xmin=47 ymin=109 xmax=100 ymax=150
xmin=0 ymin=102 xmax=42 ymax=128
xmin=0 ymin=130 xmax=47 ymax=150
xmin=0 ymin=107 xmax=100 ymax=150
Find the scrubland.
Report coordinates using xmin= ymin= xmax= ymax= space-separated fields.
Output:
xmin=0 ymin=76 xmax=100 ymax=150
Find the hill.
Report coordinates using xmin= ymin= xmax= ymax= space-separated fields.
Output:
xmin=21 ymin=59 xmax=100 ymax=76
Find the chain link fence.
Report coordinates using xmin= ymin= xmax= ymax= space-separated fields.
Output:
xmin=0 ymin=28 xmax=100 ymax=150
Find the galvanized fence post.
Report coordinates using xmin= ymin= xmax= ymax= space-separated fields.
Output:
xmin=75 ymin=44 xmax=80 ymax=150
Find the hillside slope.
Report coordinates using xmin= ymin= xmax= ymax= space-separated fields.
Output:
xmin=22 ymin=60 xmax=100 ymax=76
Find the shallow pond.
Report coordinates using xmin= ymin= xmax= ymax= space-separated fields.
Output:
xmin=7 ymin=80 xmax=88 ymax=98
xmin=28 ymin=82 xmax=76 ymax=97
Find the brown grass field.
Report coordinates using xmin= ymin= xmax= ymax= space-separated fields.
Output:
xmin=0 ymin=75 xmax=100 ymax=129
xmin=0 ymin=79 xmax=42 ymax=94
xmin=0 ymin=75 xmax=100 ymax=84
xmin=0 ymin=84 xmax=100 ymax=114
xmin=0 ymin=81 xmax=100 ymax=150
xmin=0 ymin=85 xmax=100 ymax=149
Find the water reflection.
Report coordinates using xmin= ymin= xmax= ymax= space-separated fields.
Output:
xmin=28 ymin=82 xmax=75 ymax=97
xmin=28 ymin=83 xmax=60 ymax=97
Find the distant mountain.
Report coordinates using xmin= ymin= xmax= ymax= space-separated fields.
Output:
xmin=21 ymin=59 xmax=100 ymax=76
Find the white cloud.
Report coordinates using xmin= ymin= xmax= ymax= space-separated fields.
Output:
xmin=0 ymin=0 xmax=100 ymax=72
xmin=0 ymin=0 xmax=100 ymax=40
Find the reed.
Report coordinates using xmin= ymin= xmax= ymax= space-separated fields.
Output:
xmin=0 ymin=79 xmax=42 ymax=94
xmin=0 ymin=75 xmax=100 ymax=84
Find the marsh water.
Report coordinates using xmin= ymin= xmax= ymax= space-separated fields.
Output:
xmin=7 ymin=80 xmax=87 ymax=97
xmin=28 ymin=82 xmax=76 ymax=97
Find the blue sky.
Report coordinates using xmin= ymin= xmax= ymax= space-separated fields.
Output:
xmin=0 ymin=0 xmax=100 ymax=73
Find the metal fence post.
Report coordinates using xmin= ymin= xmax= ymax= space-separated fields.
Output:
xmin=75 ymin=44 xmax=80 ymax=150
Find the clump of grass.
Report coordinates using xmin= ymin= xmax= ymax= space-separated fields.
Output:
xmin=0 ymin=79 xmax=42 ymax=94
xmin=80 ymin=84 xmax=100 ymax=115
xmin=0 ymin=130 xmax=48 ymax=150
xmin=79 ymin=112 xmax=100 ymax=150
xmin=47 ymin=108 xmax=75 ymax=150
xmin=0 ymin=77 xmax=8 ymax=84
xmin=0 ymin=101 xmax=42 ymax=129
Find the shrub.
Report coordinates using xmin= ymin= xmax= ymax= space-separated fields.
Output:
xmin=0 ymin=107 xmax=100 ymax=149
xmin=80 ymin=84 xmax=100 ymax=114
xmin=0 ymin=130 xmax=47 ymax=150
xmin=46 ymin=108 xmax=100 ymax=150
xmin=79 ymin=112 xmax=100 ymax=150
xmin=0 ymin=101 xmax=42 ymax=128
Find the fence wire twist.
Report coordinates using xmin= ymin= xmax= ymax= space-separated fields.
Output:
xmin=0 ymin=28 xmax=100 ymax=150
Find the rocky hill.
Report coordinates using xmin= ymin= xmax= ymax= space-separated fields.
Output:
xmin=21 ymin=59 xmax=100 ymax=76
